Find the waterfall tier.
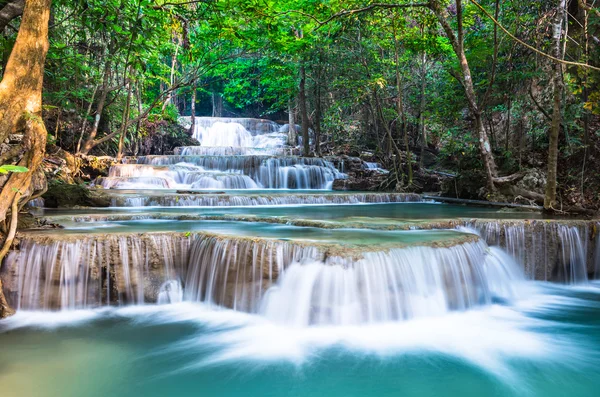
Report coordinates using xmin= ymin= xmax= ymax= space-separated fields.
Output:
xmin=100 ymin=157 xmax=346 ymax=190
xmin=180 ymin=117 xmax=289 ymax=154
xmin=106 ymin=192 xmax=421 ymax=207
xmin=1 ymin=228 xmax=523 ymax=324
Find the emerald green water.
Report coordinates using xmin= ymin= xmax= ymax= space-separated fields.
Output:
xmin=43 ymin=218 xmax=468 ymax=247
xmin=40 ymin=202 xmax=548 ymax=223
xmin=1 ymin=283 xmax=599 ymax=397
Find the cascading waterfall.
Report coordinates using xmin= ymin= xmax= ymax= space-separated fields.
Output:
xmin=2 ymin=232 xmax=523 ymax=324
xmin=96 ymin=117 xmax=347 ymax=190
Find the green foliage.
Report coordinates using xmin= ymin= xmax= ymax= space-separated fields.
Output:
xmin=0 ymin=165 xmax=28 ymax=174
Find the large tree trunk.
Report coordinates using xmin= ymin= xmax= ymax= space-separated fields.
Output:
xmin=544 ymin=0 xmax=567 ymax=209
xmin=298 ymin=64 xmax=310 ymax=156
xmin=0 ymin=0 xmax=52 ymax=318
xmin=430 ymin=0 xmax=497 ymax=190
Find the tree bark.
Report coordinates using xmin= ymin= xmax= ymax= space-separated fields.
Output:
xmin=299 ymin=64 xmax=310 ymax=156
xmin=544 ymin=0 xmax=567 ymax=209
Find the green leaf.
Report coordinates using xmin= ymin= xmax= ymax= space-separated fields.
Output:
xmin=0 ymin=165 xmax=29 ymax=173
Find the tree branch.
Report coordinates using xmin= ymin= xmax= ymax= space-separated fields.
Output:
xmin=469 ymin=0 xmax=600 ymax=71
xmin=0 ymin=0 xmax=24 ymax=32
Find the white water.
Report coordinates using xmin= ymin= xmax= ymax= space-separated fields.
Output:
xmin=112 ymin=192 xmax=421 ymax=207
xmin=4 ymin=233 xmax=525 ymax=326
xmin=260 ymin=243 xmax=524 ymax=326
xmin=97 ymin=117 xmax=348 ymax=190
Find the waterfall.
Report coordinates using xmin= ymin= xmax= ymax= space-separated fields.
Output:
xmin=180 ymin=117 xmax=288 ymax=154
xmin=465 ymin=221 xmax=592 ymax=283
xmin=260 ymin=242 xmax=523 ymax=326
xmin=94 ymin=118 xmax=349 ymax=190
xmin=100 ymin=156 xmax=346 ymax=190
xmin=4 ymin=234 xmax=192 ymax=310
xmin=2 ymin=232 xmax=522 ymax=323
xmin=111 ymin=192 xmax=422 ymax=207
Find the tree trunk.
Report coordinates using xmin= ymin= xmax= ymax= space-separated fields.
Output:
xmin=0 ymin=0 xmax=52 ymax=318
xmin=211 ymin=92 xmax=222 ymax=117
xmin=0 ymin=0 xmax=25 ymax=32
xmin=117 ymin=74 xmax=134 ymax=161
xmin=393 ymin=19 xmax=412 ymax=184
xmin=287 ymin=98 xmax=297 ymax=146
xmin=189 ymin=86 xmax=196 ymax=136
xmin=134 ymin=82 xmax=143 ymax=155
xmin=419 ymin=51 xmax=427 ymax=168
xmin=430 ymin=0 xmax=497 ymax=190
xmin=544 ymin=0 xmax=567 ymax=209
xmin=314 ymin=82 xmax=322 ymax=157
xmin=162 ymin=38 xmax=180 ymax=111
xmin=299 ymin=64 xmax=310 ymax=156
xmin=504 ymin=97 xmax=511 ymax=152
xmin=79 ymin=61 xmax=111 ymax=155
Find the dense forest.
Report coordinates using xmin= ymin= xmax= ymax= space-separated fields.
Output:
xmin=0 ymin=0 xmax=599 ymax=224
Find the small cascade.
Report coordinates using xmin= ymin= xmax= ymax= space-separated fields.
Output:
xmin=157 ymin=280 xmax=183 ymax=304
xmin=98 ymin=176 xmax=176 ymax=189
xmin=466 ymin=221 xmax=593 ymax=283
xmin=110 ymin=192 xmax=422 ymax=207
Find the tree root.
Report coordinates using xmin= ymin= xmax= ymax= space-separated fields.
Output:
xmin=0 ymin=279 xmax=15 ymax=318
xmin=0 ymin=191 xmax=20 ymax=318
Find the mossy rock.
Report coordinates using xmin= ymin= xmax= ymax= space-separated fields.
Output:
xmin=42 ymin=180 xmax=110 ymax=208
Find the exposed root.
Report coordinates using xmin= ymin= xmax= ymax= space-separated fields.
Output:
xmin=0 ymin=279 xmax=15 ymax=318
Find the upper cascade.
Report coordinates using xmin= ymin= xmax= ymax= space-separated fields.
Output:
xmin=180 ymin=116 xmax=289 ymax=155
xmin=97 ymin=117 xmax=347 ymax=190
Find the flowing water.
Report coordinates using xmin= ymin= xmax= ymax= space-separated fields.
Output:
xmin=2 ymin=117 xmax=600 ymax=396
